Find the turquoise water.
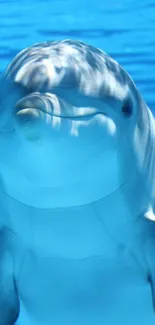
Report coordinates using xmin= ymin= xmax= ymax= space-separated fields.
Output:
xmin=1 ymin=1 xmax=155 ymax=325
xmin=0 ymin=0 xmax=155 ymax=112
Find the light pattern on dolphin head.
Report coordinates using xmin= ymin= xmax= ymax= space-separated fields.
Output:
xmin=0 ymin=39 xmax=154 ymax=213
xmin=3 ymin=40 xmax=129 ymax=101
xmin=0 ymin=39 xmax=137 ymax=139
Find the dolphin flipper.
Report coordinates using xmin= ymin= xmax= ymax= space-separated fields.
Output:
xmin=0 ymin=223 xmax=19 ymax=324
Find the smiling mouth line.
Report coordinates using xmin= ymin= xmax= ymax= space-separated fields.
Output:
xmin=0 ymin=111 xmax=108 ymax=134
xmin=16 ymin=108 xmax=108 ymax=121
xmin=53 ymin=111 xmax=108 ymax=121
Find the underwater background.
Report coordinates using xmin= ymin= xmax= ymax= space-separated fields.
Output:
xmin=0 ymin=1 xmax=155 ymax=324
xmin=0 ymin=0 xmax=154 ymax=114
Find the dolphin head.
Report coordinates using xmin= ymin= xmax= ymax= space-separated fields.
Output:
xmin=0 ymin=40 xmax=146 ymax=209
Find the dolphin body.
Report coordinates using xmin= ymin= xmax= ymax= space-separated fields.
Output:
xmin=0 ymin=40 xmax=155 ymax=324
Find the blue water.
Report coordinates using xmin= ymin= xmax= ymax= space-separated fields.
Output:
xmin=0 ymin=0 xmax=155 ymax=113
xmin=1 ymin=1 xmax=155 ymax=325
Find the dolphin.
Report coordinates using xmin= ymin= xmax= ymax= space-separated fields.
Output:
xmin=0 ymin=39 xmax=155 ymax=324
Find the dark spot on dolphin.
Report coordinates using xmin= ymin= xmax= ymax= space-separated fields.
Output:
xmin=122 ymin=99 xmax=133 ymax=117
xmin=55 ymin=67 xmax=62 ymax=74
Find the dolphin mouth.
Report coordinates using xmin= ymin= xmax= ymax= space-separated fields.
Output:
xmin=0 ymin=106 xmax=108 ymax=134
xmin=15 ymin=93 xmax=108 ymax=123
xmin=16 ymin=107 xmax=108 ymax=120
xmin=51 ymin=111 xmax=108 ymax=120
xmin=15 ymin=106 xmax=108 ymax=125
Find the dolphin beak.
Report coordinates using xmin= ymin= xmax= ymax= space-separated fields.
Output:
xmin=0 ymin=92 xmax=108 ymax=137
xmin=15 ymin=92 xmax=108 ymax=121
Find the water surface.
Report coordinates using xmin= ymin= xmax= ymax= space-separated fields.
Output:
xmin=0 ymin=0 xmax=154 ymax=112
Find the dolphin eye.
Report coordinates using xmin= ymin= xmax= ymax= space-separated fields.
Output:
xmin=122 ymin=99 xmax=133 ymax=117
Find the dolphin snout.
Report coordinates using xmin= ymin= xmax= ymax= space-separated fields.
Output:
xmin=15 ymin=92 xmax=103 ymax=121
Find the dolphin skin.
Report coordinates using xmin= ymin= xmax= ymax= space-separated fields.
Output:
xmin=0 ymin=40 xmax=155 ymax=324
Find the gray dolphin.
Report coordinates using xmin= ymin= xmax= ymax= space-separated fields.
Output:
xmin=0 ymin=40 xmax=155 ymax=325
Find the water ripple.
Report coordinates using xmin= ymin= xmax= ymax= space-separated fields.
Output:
xmin=0 ymin=0 xmax=154 ymax=108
